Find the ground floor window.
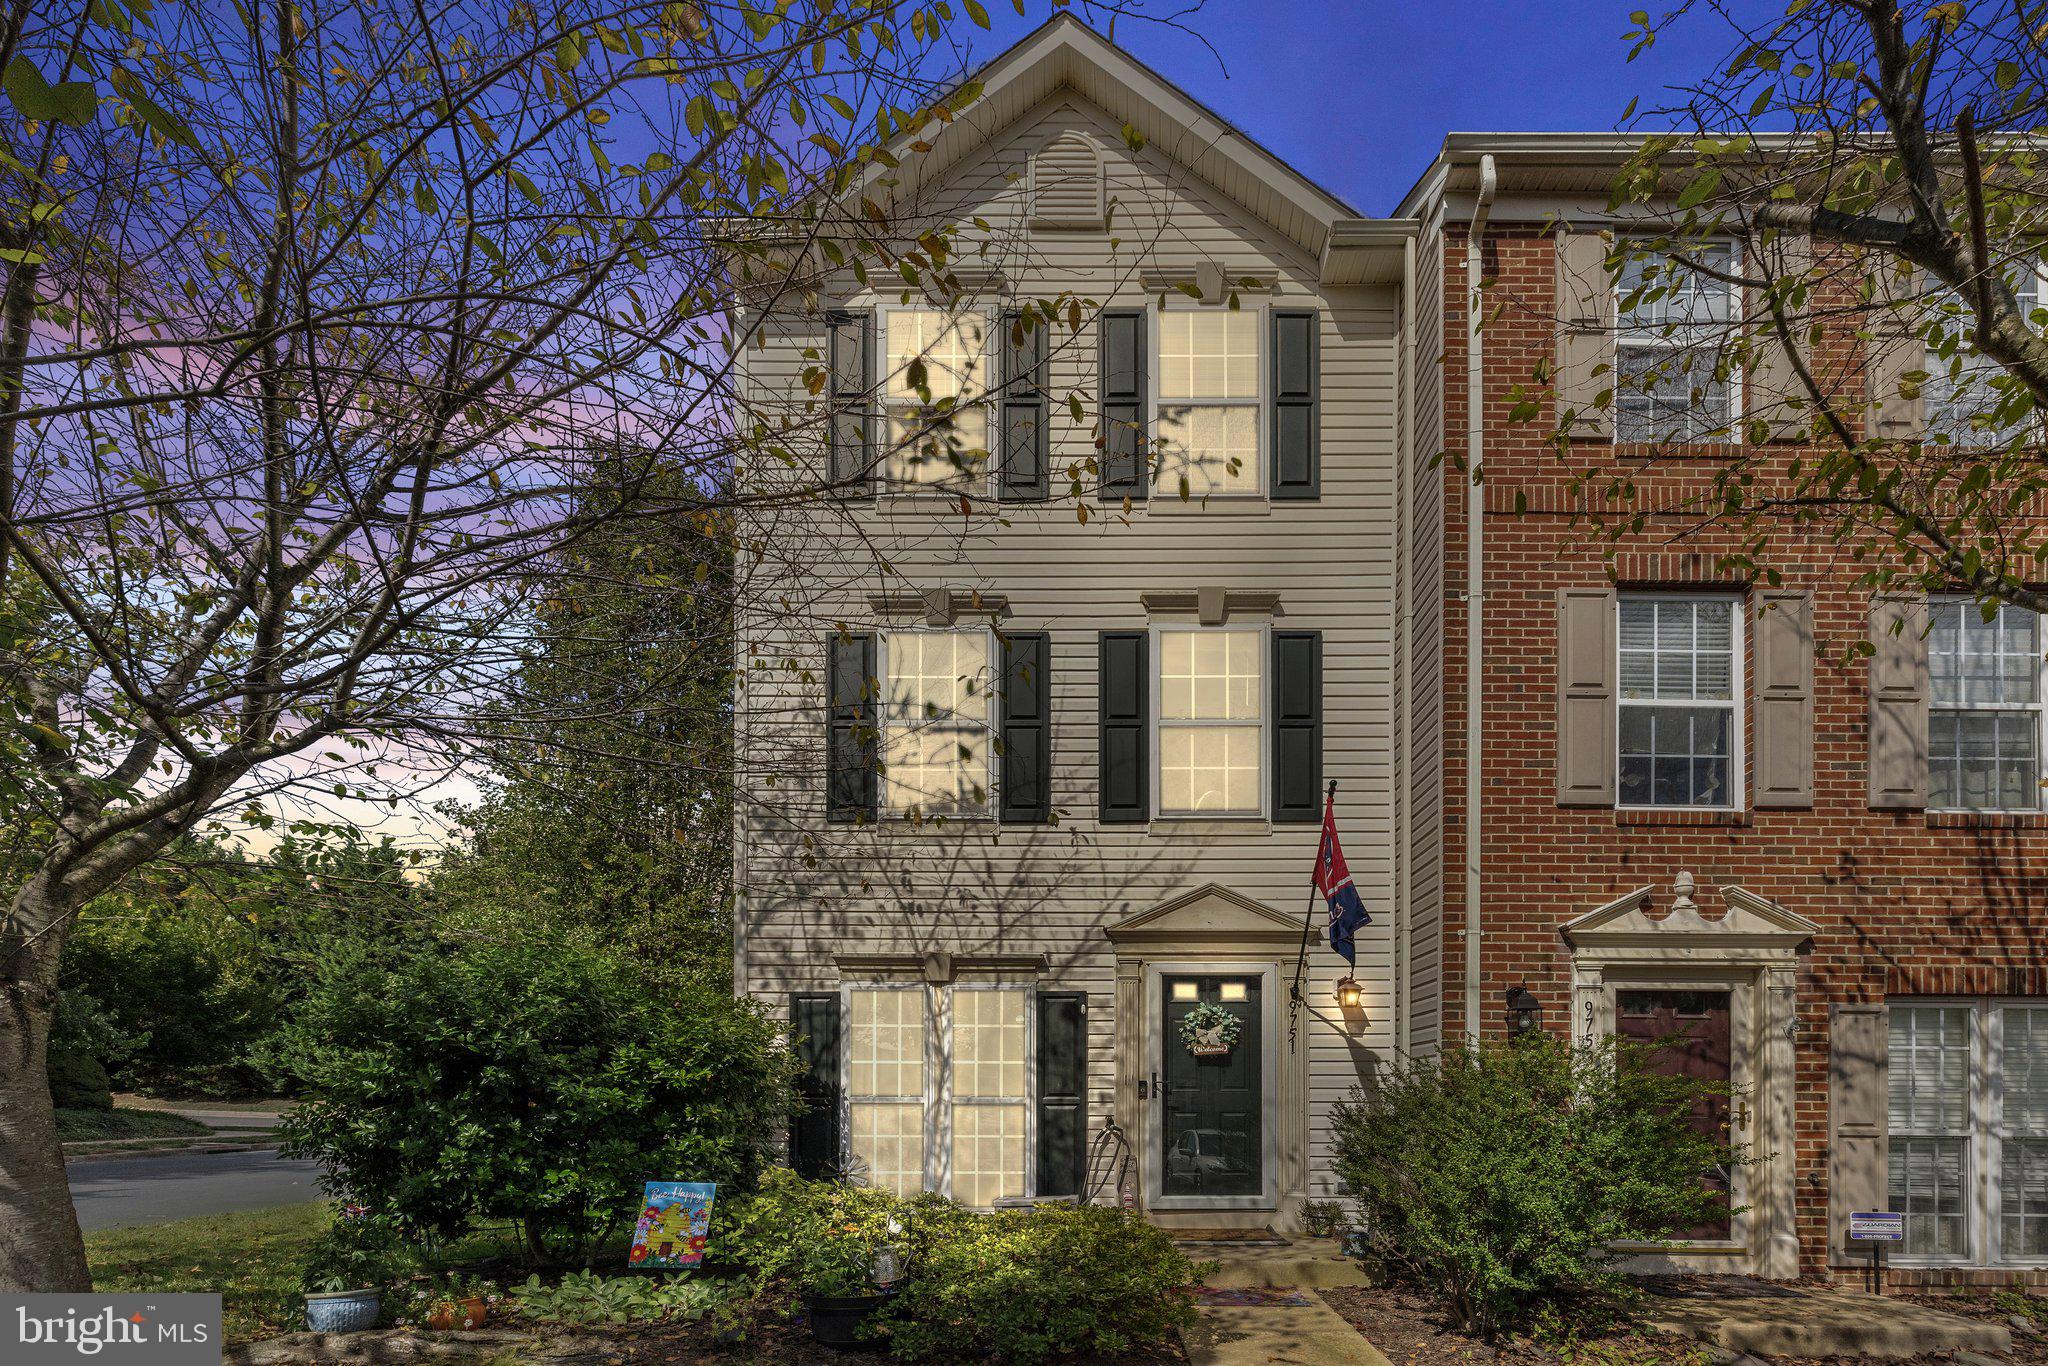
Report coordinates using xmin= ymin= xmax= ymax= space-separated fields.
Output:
xmin=844 ymin=981 xmax=1031 ymax=1206
xmin=1888 ymin=999 xmax=2048 ymax=1264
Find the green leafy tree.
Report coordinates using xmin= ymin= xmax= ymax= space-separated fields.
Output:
xmin=1513 ymin=0 xmax=2048 ymax=617
xmin=0 ymin=0 xmax=1039 ymax=1291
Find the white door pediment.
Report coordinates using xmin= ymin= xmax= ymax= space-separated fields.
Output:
xmin=1106 ymin=883 xmax=1303 ymax=947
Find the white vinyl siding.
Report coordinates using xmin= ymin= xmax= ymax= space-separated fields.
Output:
xmin=1888 ymin=1000 xmax=2048 ymax=1265
xmin=1616 ymin=595 xmax=1741 ymax=809
xmin=880 ymin=630 xmax=994 ymax=816
xmin=1155 ymin=306 xmax=1263 ymax=497
xmin=1614 ymin=242 xmax=1737 ymax=443
xmin=883 ymin=308 xmax=989 ymax=489
xmin=1926 ymin=266 xmax=2043 ymax=446
xmin=1928 ymin=598 xmax=2044 ymax=812
xmin=1156 ymin=627 xmax=1264 ymax=816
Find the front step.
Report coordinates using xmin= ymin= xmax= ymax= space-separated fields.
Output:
xmin=1187 ymin=1236 xmax=1376 ymax=1290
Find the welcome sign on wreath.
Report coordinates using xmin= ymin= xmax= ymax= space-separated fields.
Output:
xmin=1180 ymin=1002 xmax=1242 ymax=1057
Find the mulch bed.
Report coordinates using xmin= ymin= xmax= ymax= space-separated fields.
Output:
xmin=609 ymin=1315 xmax=1186 ymax=1363
xmin=1317 ymin=1286 xmax=1704 ymax=1365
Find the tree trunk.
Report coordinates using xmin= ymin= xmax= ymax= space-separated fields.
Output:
xmin=0 ymin=880 xmax=91 ymax=1292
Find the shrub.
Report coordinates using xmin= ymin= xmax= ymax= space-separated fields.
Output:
xmin=1331 ymin=1035 xmax=1737 ymax=1339
xmin=509 ymin=1270 xmax=731 ymax=1326
xmin=880 ymin=1203 xmax=1202 ymax=1362
xmin=267 ymin=924 xmax=797 ymax=1261
xmin=47 ymin=1048 xmax=112 ymax=1110
xmin=300 ymin=1212 xmax=414 ymax=1293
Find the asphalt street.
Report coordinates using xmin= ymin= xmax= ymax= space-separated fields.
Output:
xmin=68 ymin=1147 xmax=327 ymax=1232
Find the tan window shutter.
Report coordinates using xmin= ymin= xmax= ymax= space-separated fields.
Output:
xmin=1554 ymin=230 xmax=1614 ymax=440
xmin=1865 ymin=260 xmax=1924 ymax=440
xmin=1867 ymin=595 xmax=1929 ymax=809
xmin=1828 ymin=1002 xmax=1890 ymax=1266
xmin=1753 ymin=589 xmax=1815 ymax=808
xmin=1744 ymin=234 xmax=1816 ymax=442
xmin=1556 ymin=586 xmax=1617 ymax=805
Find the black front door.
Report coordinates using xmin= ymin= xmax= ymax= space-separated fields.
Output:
xmin=1161 ymin=974 xmax=1262 ymax=1199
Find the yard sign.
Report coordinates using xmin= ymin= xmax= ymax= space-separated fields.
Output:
xmin=629 ymin=1181 xmax=717 ymax=1269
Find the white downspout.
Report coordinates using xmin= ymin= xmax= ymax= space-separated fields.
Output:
xmin=1462 ymin=155 xmax=1497 ymax=1047
xmin=1396 ymin=232 xmax=1416 ymax=1063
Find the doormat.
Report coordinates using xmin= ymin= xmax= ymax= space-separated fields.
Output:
xmin=1190 ymin=1287 xmax=1314 ymax=1307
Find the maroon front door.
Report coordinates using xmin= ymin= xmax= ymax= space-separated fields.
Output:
xmin=1616 ymin=988 xmax=1734 ymax=1240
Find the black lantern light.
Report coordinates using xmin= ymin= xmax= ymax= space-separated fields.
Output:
xmin=1335 ymin=976 xmax=1364 ymax=1011
xmin=1504 ymin=986 xmax=1543 ymax=1037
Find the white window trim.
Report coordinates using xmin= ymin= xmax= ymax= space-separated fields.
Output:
xmin=1148 ymin=622 xmax=1271 ymax=821
xmin=1150 ymin=297 xmax=1270 ymax=503
xmin=1613 ymin=592 xmax=1746 ymax=813
xmin=1613 ymin=239 xmax=1743 ymax=444
xmin=1924 ymin=261 xmax=2047 ymax=446
xmin=877 ymin=626 xmax=997 ymax=819
xmin=839 ymin=980 xmax=1037 ymax=1206
xmin=1888 ymin=998 xmax=2048 ymax=1269
xmin=1926 ymin=595 xmax=2046 ymax=814
xmin=876 ymin=302 xmax=995 ymax=497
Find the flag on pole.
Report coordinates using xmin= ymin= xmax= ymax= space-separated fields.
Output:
xmin=1314 ymin=790 xmax=1371 ymax=964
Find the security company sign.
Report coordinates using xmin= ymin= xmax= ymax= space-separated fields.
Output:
xmin=4 ymin=1294 xmax=221 ymax=1364
xmin=1848 ymin=1211 xmax=1906 ymax=1243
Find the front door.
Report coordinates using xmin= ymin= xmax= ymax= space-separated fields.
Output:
xmin=1617 ymin=988 xmax=1734 ymax=1240
xmin=1161 ymin=974 xmax=1262 ymax=1199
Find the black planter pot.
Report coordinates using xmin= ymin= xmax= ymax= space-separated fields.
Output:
xmin=804 ymin=1291 xmax=892 ymax=1350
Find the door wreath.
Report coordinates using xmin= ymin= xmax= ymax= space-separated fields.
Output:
xmin=1179 ymin=1001 xmax=1242 ymax=1057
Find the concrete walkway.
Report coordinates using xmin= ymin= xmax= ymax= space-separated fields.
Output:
xmin=1643 ymin=1277 xmax=2011 ymax=1359
xmin=1178 ymin=1239 xmax=1390 ymax=1366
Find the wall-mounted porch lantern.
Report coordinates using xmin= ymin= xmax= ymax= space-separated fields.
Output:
xmin=1335 ymin=976 xmax=1364 ymax=1011
xmin=1504 ymin=986 xmax=1542 ymax=1037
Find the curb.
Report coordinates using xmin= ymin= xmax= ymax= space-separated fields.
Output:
xmin=65 ymin=1141 xmax=280 ymax=1164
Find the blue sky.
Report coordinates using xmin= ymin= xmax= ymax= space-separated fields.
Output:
xmin=969 ymin=0 xmax=1744 ymax=213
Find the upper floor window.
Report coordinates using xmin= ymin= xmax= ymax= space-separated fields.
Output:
xmin=1926 ymin=265 xmax=2042 ymax=446
xmin=884 ymin=308 xmax=988 ymax=488
xmin=881 ymin=629 xmax=992 ymax=815
xmin=1616 ymin=594 xmax=1740 ymax=808
xmin=1156 ymin=626 xmax=1263 ymax=815
xmin=1928 ymin=597 xmax=2043 ymax=811
xmin=1614 ymin=243 xmax=1737 ymax=443
xmin=1156 ymin=307 xmax=1262 ymax=497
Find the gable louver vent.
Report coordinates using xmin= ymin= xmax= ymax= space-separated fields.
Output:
xmin=1030 ymin=131 xmax=1103 ymax=229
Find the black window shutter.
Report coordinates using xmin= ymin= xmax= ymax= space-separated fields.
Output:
xmin=1272 ymin=630 xmax=1322 ymax=822
xmin=1098 ymin=631 xmax=1149 ymax=823
xmin=826 ymin=633 xmax=877 ymax=822
xmin=1035 ymin=992 xmax=1087 ymax=1198
xmin=827 ymin=310 xmax=874 ymax=496
xmin=789 ymin=993 xmax=843 ymax=1178
xmin=1000 ymin=311 xmax=1050 ymax=501
xmin=1000 ymin=632 xmax=1051 ymax=823
xmin=1271 ymin=309 xmax=1320 ymax=499
xmin=1098 ymin=310 xmax=1148 ymax=500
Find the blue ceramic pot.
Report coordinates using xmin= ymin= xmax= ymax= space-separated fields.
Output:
xmin=304 ymin=1289 xmax=380 ymax=1333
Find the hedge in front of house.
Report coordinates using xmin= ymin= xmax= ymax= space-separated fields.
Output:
xmin=1331 ymin=1034 xmax=1737 ymax=1340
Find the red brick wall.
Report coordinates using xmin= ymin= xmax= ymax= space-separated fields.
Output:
xmin=1434 ymin=223 xmax=2048 ymax=1285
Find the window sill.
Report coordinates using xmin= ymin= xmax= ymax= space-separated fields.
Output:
xmin=879 ymin=815 xmax=999 ymax=835
xmin=1143 ymin=495 xmax=1273 ymax=517
xmin=874 ymin=491 xmax=991 ymax=514
xmin=1609 ymin=439 xmax=1744 ymax=462
xmin=1148 ymin=817 xmax=1273 ymax=838
xmin=1612 ymin=807 xmax=1750 ymax=827
xmin=1926 ymin=809 xmax=2048 ymax=829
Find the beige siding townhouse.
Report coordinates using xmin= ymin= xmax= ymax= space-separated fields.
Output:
xmin=729 ymin=17 xmax=1420 ymax=1229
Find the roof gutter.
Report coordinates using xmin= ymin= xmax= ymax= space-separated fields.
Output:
xmin=1463 ymin=152 xmax=1496 ymax=1047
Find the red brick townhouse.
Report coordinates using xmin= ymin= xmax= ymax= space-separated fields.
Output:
xmin=1395 ymin=136 xmax=2048 ymax=1286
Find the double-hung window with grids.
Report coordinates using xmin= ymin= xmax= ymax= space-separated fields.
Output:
xmin=1887 ymin=1001 xmax=2048 ymax=1265
xmin=882 ymin=308 xmax=989 ymax=489
xmin=1155 ymin=306 xmax=1262 ymax=497
xmin=1928 ymin=597 xmax=2044 ymax=811
xmin=1155 ymin=626 xmax=1264 ymax=816
xmin=1614 ymin=242 xmax=1738 ymax=443
xmin=1616 ymin=595 xmax=1741 ymax=808
xmin=1925 ymin=265 xmax=2043 ymax=446
xmin=880 ymin=629 xmax=993 ymax=817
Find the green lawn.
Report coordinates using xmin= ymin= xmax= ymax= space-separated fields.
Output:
xmin=87 ymin=1202 xmax=332 ymax=1342
xmin=56 ymin=1107 xmax=214 ymax=1143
